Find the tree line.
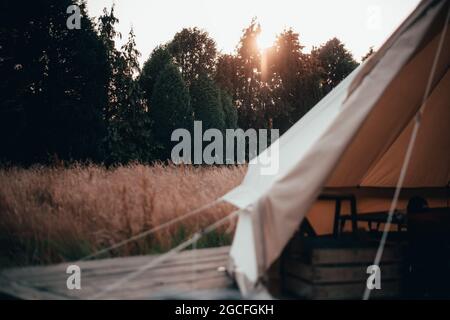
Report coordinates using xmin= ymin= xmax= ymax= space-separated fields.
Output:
xmin=0 ymin=1 xmax=365 ymax=165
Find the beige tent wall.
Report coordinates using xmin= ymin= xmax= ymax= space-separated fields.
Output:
xmin=327 ymin=23 xmax=450 ymax=188
xmin=361 ymin=69 xmax=450 ymax=187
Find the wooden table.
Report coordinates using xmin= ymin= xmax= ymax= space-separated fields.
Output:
xmin=318 ymin=193 xmax=357 ymax=237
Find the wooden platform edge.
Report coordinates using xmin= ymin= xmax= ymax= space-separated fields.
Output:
xmin=0 ymin=246 xmax=233 ymax=300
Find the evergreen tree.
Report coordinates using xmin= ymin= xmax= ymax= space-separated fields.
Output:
xmin=190 ymin=74 xmax=225 ymax=131
xmin=215 ymin=54 xmax=239 ymax=98
xmin=168 ymin=27 xmax=217 ymax=86
xmin=234 ymin=18 xmax=272 ymax=130
xmin=0 ymin=2 xmax=364 ymax=165
xmin=98 ymin=7 xmax=156 ymax=163
xmin=151 ymin=63 xmax=193 ymax=159
xmin=219 ymin=89 xmax=238 ymax=129
xmin=0 ymin=0 xmax=109 ymax=163
xmin=362 ymin=46 xmax=375 ymax=62
xmin=312 ymin=37 xmax=358 ymax=95
xmin=104 ymin=28 xmax=157 ymax=163
xmin=267 ymin=29 xmax=322 ymax=132
xmin=97 ymin=5 xmax=122 ymax=120
xmin=139 ymin=46 xmax=172 ymax=107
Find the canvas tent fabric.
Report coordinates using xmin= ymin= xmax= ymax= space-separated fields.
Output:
xmin=222 ymin=0 xmax=450 ymax=294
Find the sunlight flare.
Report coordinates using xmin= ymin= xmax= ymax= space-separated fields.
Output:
xmin=256 ymin=30 xmax=274 ymax=52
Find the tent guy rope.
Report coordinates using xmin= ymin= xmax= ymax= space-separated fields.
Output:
xmin=77 ymin=198 xmax=223 ymax=262
xmin=88 ymin=208 xmax=241 ymax=299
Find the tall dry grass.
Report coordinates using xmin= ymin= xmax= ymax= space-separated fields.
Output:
xmin=0 ymin=163 xmax=245 ymax=267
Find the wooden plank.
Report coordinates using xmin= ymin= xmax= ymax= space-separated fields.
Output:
xmin=311 ymin=247 xmax=401 ymax=265
xmin=3 ymin=246 xmax=229 ymax=279
xmin=284 ymin=261 xmax=400 ymax=283
xmin=31 ymin=260 xmax=229 ymax=294
xmin=5 ymin=254 xmax=228 ymax=283
xmin=1 ymin=270 xmax=233 ymax=300
xmin=4 ymin=256 xmax=230 ymax=299
xmin=284 ymin=275 xmax=400 ymax=300
xmin=0 ymin=274 xmax=68 ymax=300
xmin=46 ymin=271 xmax=232 ymax=299
xmin=0 ymin=246 xmax=233 ymax=300
xmin=112 ymin=273 xmax=233 ymax=297
xmin=15 ymin=259 xmax=228 ymax=294
xmin=107 ymin=277 xmax=235 ymax=300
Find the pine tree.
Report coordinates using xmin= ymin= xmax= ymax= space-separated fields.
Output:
xmin=267 ymin=29 xmax=322 ymax=132
xmin=234 ymin=18 xmax=273 ymax=130
xmin=98 ymin=7 xmax=156 ymax=163
xmin=215 ymin=54 xmax=239 ymax=98
xmin=139 ymin=46 xmax=172 ymax=107
xmin=312 ymin=37 xmax=359 ymax=95
xmin=0 ymin=0 xmax=109 ymax=163
xmin=168 ymin=27 xmax=217 ymax=86
xmin=151 ymin=63 xmax=193 ymax=159
xmin=190 ymin=74 xmax=225 ymax=131
xmin=219 ymin=89 xmax=238 ymax=129
xmin=362 ymin=46 xmax=375 ymax=62
xmin=97 ymin=5 xmax=122 ymax=120
xmin=105 ymin=28 xmax=157 ymax=163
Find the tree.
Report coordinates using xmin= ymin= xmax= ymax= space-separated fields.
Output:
xmin=103 ymin=27 xmax=157 ymax=163
xmin=139 ymin=45 xmax=172 ymax=107
xmin=97 ymin=4 xmax=123 ymax=121
xmin=168 ymin=27 xmax=217 ymax=86
xmin=219 ymin=89 xmax=238 ymax=129
xmin=234 ymin=18 xmax=272 ymax=130
xmin=151 ymin=63 xmax=193 ymax=159
xmin=312 ymin=37 xmax=358 ymax=95
xmin=362 ymin=46 xmax=375 ymax=62
xmin=267 ymin=29 xmax=322 ymax=132
xmin=0 ymin=0 xmax=109 ymax=164
xmin=190 ymin=74 xmax=225 ymax=131
xmin=215 ymin=54 xmax=239 ymax=97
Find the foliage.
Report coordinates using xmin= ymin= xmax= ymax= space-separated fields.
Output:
xmin=0 ymin=5 xmax=362 ymax=165
xmin=139 ymin=45 xmax=172 ymax=107
xmin=168 ymin=27 xmax=218 ymax=86
xmin=98 ymin=7 xmax=157 ymax=164
xmin=267 ymin=29 xmax=323 ymax=132
xmin=312 ymin=37 xmax=359 ymax=95
xmin=232 ymin=19 xmax=272 ymax=130
xmin=219 ymin=89 xmax=238 ymax=129
xmin=362 ymin=46 xmax=375 ymax=62
xmin=0 ymin=0 xmax=109 ymax=164
xmin=151 ymin=63 xmax=193 ymax=159
xmin=190 ymin=74 xmax=225 ymax=131
xmin=215 ymin=54 xmax=239 ymax=97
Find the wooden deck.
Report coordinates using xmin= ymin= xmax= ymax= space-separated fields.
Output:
xmin=0 ymin=246 xmax=238 ymax=300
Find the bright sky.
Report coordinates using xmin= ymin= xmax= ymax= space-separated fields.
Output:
xmin=86 ymin=0 xmax=421 ymax=65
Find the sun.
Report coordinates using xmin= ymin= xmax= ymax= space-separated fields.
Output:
xmin=256 ymin=31 xmax=273 ymax=52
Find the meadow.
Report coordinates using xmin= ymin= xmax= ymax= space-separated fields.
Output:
xmin=0 ymin=164 xmax=245 ymax=267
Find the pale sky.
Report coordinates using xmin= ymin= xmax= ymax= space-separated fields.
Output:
xmin=86 ymin=0 xmax=421 ymax=65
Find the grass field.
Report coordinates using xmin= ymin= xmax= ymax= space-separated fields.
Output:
xmin=0 ymin=163 xmax=245 ymax=267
